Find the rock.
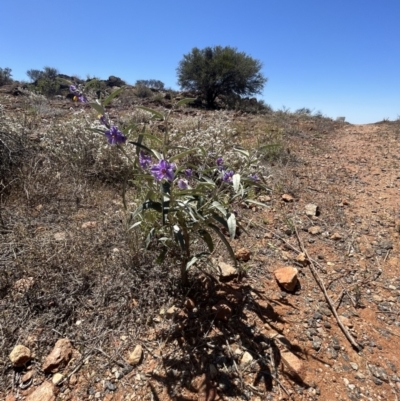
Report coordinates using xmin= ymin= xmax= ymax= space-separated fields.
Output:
xmin=42 ymin=338 xmax=73 ymax=373
xmin=13 ymin=277 xmax=35 ymax=293
xmin=166 ymin=305 xmax=178 ymax=318
xmin=81 ymin=221 xmax=97 ymax=229
xmin=274 ymin=267 xmax=298 ymax=292
xmin=26 ymin=381 xmax=56 ymax=401
xmin=217 ymin=261 xmax=237 ymax=280
xmin=368 ymin=364 xmax=389 ymax=382
xmin=184 ymin=298 xmax=195 ymax=310
xmin=350 ymin=362 xmax=359 ymax=371
xmin=128 ymin=344 xmax=143 ymax=366
xmin=240 ymin=351 xmax=253 ymax=366
xmin=52 ymin=373 xmax=63 ymax=385
xmin=281 ymin=350 xmax=305 ymax=377
xmin=9 ymin=345 xmax=31 ymax=367
xmin=235 ymin=248 xmax=250 ymax=262
xmin=53 ymin=232 xmax=66 ymax=241
xmin=305 ymin=203 xmax=319 ymax=217
xmin=330 ymin=232 xmax=343 ymax=240
xmin=258 ymin=195 xmax=271 ymax=203
xmin=282 ymin=194 xmax=294 ymax=202
xmin=308 ymin=226 xmax=321 ymax=235
xmin=5 ymin=394 xmax=17 ymax=401
xmin=212 ymin=301 xmax=232 ymax=321
xmin=296 ymin=253 xmax=309 ymax=266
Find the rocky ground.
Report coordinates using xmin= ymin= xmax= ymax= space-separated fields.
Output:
xmin=1 ymin=88 xmax=400 ymax=401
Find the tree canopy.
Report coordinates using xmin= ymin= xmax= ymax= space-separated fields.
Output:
xmin=177 ymin=46 xmax=267 ymax=107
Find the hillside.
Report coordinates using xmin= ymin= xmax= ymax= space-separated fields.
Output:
xmin=1 ymin=86 xmax=400 ymax=401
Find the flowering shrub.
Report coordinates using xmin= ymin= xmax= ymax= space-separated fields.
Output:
xmin=72 ymin=86 xmax=268 ymax=285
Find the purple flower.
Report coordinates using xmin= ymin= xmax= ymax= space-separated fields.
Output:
xmin=185 ymin=168 xmax=192 ymax=177
xmin=70 ymin=85 xmax=88 ymax=103
xmin=139 ymin=151 xmax=152 ymax=169
xmin=150 ymin=160 xmax=175 ymax=182
xmin=222 ymin=170 xmax=234 ymax=183
xmin=249 ymin=173 xmax=259 ymax=182
xmin=77 ymin=94 xmax=88 ymax=103
xmin=177 ymin=179 xmax=188 ymax=189
xmin=104 ymin=125 xmax=126 ymax=145
xmin=216 ymin=157 xmax=225 ymax=171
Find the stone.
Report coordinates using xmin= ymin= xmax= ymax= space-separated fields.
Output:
xmin=308 ymin=226 xmax=321 ymax=235
xmin=9 ymin=345 xmax=31 ymax=367
xmin=217 ymin=261 xmax=237 ymax=280
xmin=281 ymin=350 xmax=305 ymax=377
xmin=13 ymin=277 xmax=35 ymax=293
xmin=26 ymin=381 xmax=56 ymax=401
xmin=274 ymin=267 xmax=298 ymax=292
xmin=81 ymin=221 xmax=97 ymax=229
xmin=53 ymin=232 xmax=66 ymax=241
xmin=305 ymin=203 xmax=319 ymax=217
xmin=258 ymin=195 xmax=271 ymax=203
xmin=5 ymin=394 xmax=17 ymax=401
xmin=282 ymin=194 xmax=294 ymax=202
xmin=296 ymin=253 xmax=309 ymax=265
xmin=184 ymin=298 xmax=195 ymax=310
xmin=240 ymin=351 xmax=253 ymax=366
xmin=42 ymin=338 xmax=73 ymax=373
xmin=166 ymin=305 xmax=178 ymax=318
xmin=212 ymin=301 xmax=232 ymax=321
xmin=128 ymin=344 xmax=143 ymax=366
xmin=235 ymin=248 xmax=251 ymax=262
xmin=52 ymin=373 xmax=63 ymax=385
xmin=330 ymin=232 xmax=343 ymax=240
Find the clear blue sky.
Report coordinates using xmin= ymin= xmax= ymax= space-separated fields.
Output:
xmin=1 ymin=0 xmax=399 ymax=124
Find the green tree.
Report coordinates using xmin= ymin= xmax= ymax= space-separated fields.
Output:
xmin=177 ymin=46 xmax=267 ymax=107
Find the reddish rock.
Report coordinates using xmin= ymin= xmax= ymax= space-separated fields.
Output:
xmin=212 ymin=301 xmax=232 ymax=321
xmin=42 ymin=338 xmax=73 ymax=373
xmin=5 ymin=394 xmax=17 ymax=401
xmin=282 ymin=194 xmax=294 ymax=202
xmin=9 ymin=345 xmax=31 ymax=367
xmin=25 ymin=381 xmax=56 ymax=401
xmin=274 ymin=267 xmax=298 ymax=292
xmin=308 ymin=226 xmax=321 ymax=235
xmin=218 ymin=261 xmax=237 ymax=280
xmin=281 ymin=350 xmax=305 ymax=378
xmin=296 ymin=253 xmax=309 ymax=266
xmin=235 ymin=248 xmax=251 ymax=262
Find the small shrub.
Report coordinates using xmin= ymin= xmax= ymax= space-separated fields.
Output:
xmin=134 ymin=84 xmax=154 ymax=99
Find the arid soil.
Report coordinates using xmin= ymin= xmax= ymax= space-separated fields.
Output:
xmin=1 ymin=90 xmax=400 ymax=401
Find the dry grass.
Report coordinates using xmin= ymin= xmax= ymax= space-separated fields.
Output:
xmin=0 ymin=91 xmax=344 ymax=397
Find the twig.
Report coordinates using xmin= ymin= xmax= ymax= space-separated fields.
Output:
xmin=94 ymin=347 xmax=133 ymax=373
xmin=294 ymin=226 xmax=363 ymax=352
xmin=57 ymin=354 xmax=92 ymax=386
xmin=247 ymin=220 xmax=328 ymax=273
xmin=334 ymin=289 xmax=344 ymax=310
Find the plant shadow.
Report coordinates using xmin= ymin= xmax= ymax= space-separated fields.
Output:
xmin=150 ymin=275 xmax=310 ymax=400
